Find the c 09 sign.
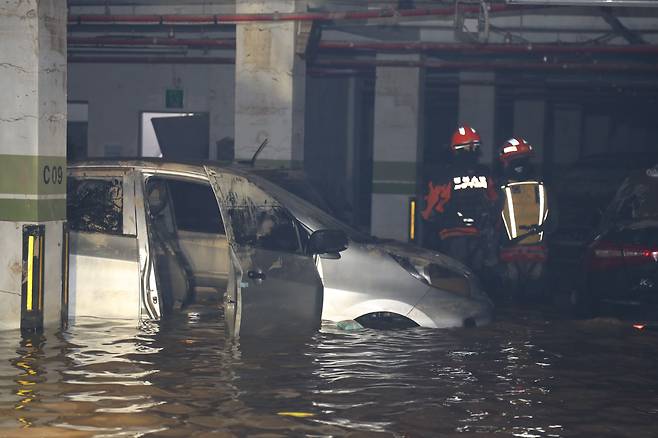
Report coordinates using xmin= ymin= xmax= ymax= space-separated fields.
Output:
xmin=43 ymin=165 xmax=64 ymax=185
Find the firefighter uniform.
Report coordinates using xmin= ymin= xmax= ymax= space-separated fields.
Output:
xmin=497 ymin=138 xmax=552 ymax=299
xmin=422 ymin=125 xmax=499 ymax=274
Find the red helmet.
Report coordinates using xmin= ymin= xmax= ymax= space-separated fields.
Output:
xmin=451 ymin=125 xmax=481 ymax=153
xmin=499 ymin=137 xmax=534 ymax=164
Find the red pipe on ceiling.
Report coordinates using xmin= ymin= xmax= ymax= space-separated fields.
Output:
xmin=67 ymin=37 xmax=658 ymax=56
xmin=66 ymin=55 xmax=658 ymax=73
xmin=67 ymin=4 xmax=518 ymax=25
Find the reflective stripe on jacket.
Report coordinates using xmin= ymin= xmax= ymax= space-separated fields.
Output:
xmin=500 ymin=181 xmax=548 ymax=244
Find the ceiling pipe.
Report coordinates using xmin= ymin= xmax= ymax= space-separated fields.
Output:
xmin=319 ymin=40 xmax=658 ymax=55
xmin=68 ymin=55 xmax=233 ymax=64
xmin=67 ymin=4 xmax=521 ymax=25
xmin=67 ymin=54 xmax=658 ymax=73
xmin=67 ymin=37 xmax=658 ymax=56
xmin=507 ymin=0 xmax=658 ymax=6
xmin=316 ymin=57 xmax=658 ymax=73
xmin=68 ymin=36 xmax=236 ymax=48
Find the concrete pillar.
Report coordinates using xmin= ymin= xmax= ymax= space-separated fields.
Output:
xmin=458 ymin=71 xmax=496 ymax=163
xmin=0 ymin=0 xmax=67 ymax=331
xmin=370 ymin=55 xmax=424 ymax=241
xmin=234 ymin=0 xmax=307 ymax=168
xmin=513 ymin=97 xmax=547 ymax=164
xmin=553 ymin=104 xmax=583 ymax=165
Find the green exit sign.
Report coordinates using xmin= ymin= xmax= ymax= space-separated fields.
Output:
xmin=166 ymin=89 xmax=184 ymax=108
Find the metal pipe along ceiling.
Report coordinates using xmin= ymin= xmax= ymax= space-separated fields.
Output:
xmin=68 ymin=37 xmax=237 ymax=48
xmin=67 ymin=4 xmax=520 ymax=25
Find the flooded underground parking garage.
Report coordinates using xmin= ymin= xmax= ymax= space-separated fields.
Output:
xmin=1 ymin=305 xmax=658 ymax=437
xmin=2 ymin=0 xmax=658 ymax=436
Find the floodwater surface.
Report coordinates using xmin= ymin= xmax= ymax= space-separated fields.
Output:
xmin=0 ymin=305 xmax=657 ymax=437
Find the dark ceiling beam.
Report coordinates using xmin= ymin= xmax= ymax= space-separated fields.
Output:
xmin=315 ymin=56 xmax=658 ymax=73
xmin=67 ymin=37 xmax=658 ymax=56
xmin=67 ymin=54 xmax=658 ymax=74
xmin=599 ymin=7 xmax=646 ymax=44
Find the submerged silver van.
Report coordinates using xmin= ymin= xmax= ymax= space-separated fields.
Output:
xmin=67 ymin=160 xmax=492 ymax=335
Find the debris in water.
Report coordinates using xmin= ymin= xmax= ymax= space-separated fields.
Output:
xmin=277 ymin=412 xmax=315 ymax=418
xmin=336 ymin=320 xmax=364 ymax=331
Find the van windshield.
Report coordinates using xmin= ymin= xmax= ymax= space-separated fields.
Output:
xmin=243 ymin=171 xmax=376 ymax=243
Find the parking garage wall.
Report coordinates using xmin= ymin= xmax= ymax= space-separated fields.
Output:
xmin=68 ymin=63 xmax=235 ymax=158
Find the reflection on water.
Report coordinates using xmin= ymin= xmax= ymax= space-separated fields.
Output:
xmin=0 ymin=306 xmax=657 ymax=437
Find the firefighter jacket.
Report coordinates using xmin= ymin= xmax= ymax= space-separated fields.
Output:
xmin=499 ymin=178 xmax=550 ymax=246
xmin=421 ymin=162 xmax=498 ymax=240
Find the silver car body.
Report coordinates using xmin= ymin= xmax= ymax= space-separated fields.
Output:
xmin=252 ymin=176 xmax=494 ymax=328
xmin=67 ymin=160 xmax=493 ymax=332
xmin=67 ymin=161 xmax=323 ymax=336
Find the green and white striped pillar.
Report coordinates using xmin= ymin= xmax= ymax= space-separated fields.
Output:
xmin=371 ymin=55 xmax=424 ymax=241
xmin=0 ymin=0 xmax=67 ymax=332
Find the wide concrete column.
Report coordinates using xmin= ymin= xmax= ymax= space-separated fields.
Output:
xmin=0 ymin=0 xmax=67 ymax=331
xmin=458 ymin=71 xmax=496 ymax=163
xmin=513 ymin=95 xmax=547 ymax=163
xmin=370 ymin=55 xmax=424 ymax=241
xmin=234 ymin=0 xmax=306 ymax=167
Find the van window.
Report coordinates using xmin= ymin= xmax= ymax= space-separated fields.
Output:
xmin=166 ymin=179 xmax=225 ymax=235
xmin=67 ymin=178 xmax=123 ymax=234
xmin=215 ymin=173 xmax=301 ymax=253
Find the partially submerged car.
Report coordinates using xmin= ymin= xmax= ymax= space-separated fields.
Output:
xmin=67 ymin=160 xmax=493 ymax=335
xmin=550 ymin=152 xmax=658 ymax=289
xmin=573 ymin=164 xmax=658 ymax=319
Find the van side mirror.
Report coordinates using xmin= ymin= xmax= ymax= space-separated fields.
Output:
xmin=308 ymin=230 xmax=348 ymax=257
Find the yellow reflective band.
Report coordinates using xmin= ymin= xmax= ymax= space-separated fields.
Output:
xmin=64 ymin=234 xmax=69 ymax=305
xmin=277 ymin=412 xmax=315 ymax=418
xmin=538 ymin=184 xmax=546 ymax=226
xmin=409 ymin=199 xmax=416 ymax=241
xmin=505 ymin=187 xmax=517 ymax=239
xmin=501 ymin=210 xmax=512 ymax=240
xmin=38 ymin=236 xmax=44 ymax=310
xmin=26 ymin=236 xmax=34 ymax=311
xmin=507 ymin=181 xmax=540 ymax=186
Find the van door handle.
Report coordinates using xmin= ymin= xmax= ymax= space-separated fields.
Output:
xmin=248 ymin=270 xmax=266 ymax=281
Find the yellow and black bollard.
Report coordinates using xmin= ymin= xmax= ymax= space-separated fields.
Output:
xmin=20 ymin=225 xmax=46 ymax=334
xmin=408 ymin=197 xmax=417 ymax=243
xmin=60 ymin=223 xmax=70 ymax=329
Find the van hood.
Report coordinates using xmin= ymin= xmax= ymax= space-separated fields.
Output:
xmin=371 ymin=239 xmax=473 ymax=277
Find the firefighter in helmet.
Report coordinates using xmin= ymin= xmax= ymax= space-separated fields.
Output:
xmin=497 ymin=137 xmax=554 ymax=300
xmin=421 ymin=124 xmax=499 ymax=274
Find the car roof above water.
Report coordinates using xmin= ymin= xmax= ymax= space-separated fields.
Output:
xmin=68 ymin=158 xmax=219 ymax=174
xmin=67 ymin=158 xmax=306 ymax=180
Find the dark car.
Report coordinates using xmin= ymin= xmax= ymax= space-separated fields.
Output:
xmin=550 ymin=152 xmax=658 ymax=292
xmin=573 ymin=165 xmax=658 ymax=319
